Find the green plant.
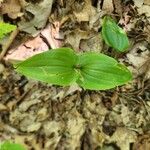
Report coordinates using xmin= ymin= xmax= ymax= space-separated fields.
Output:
xmin=102 ymin=16 xmax=129 ymax=52
xmin=0 ymin=141 xmax=26 ymax=150
xmin=15 ymin=48 xmax=132 ymax=90
xmin=0 ymin=22 xmax=16 ymax=39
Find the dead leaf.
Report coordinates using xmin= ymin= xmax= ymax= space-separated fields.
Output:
xmin=5 ymin=36 xmax=49 ymax=61
xmin=5 ymin=23 xmax=63 ymax=62
xmin=102 ymin=0 xmax=114 ymax=13
xmin=0 ymin=103 xmax=8 ymax=111
xmin=80 ymin=34 xmax=103 ymax=52
xmin=144 ymin=0 xmax=150 ymax=5
xmin=133 ymin=0 xmax=144 ymax=8
xmin=108 ymin=128 xmax=137 ymax=150
xmin=1 ymin=0 xmax=22 ymax=19
xmin=133 ymin=134 xmax=150 ymax=150
xmin=113 ymin=0 xmax=123 ymax=17
xmin=18 ymin=0 xmax=53 ymax=35
xmin=66 ymin=29 xmax=93 ymax=50
xmin=137 ymin=5 xmax=150 ymax=17
xmin=73 ymin=0 xmax=100 ymax=30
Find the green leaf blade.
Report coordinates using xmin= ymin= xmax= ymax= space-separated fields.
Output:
xmin=77 ymin=53 xmax=132 ymax=90
xmin=0 ymin=141 xmax=26 ymax=150
xmin=102 ymin=16 xmax=129 ymax=52
xmin=0 ymin=22 xmax=16 ymax=39
xmin=16 ymin=48 xmax=79 ymax=86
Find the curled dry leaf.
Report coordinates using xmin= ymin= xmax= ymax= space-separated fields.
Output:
xmin=5 ymin=24 xmax=63 ymax=61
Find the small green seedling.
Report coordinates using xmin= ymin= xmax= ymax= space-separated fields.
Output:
xmin=0 ymin=141 xmax=26 ymax=150
xmin=102 ymin=16 xmax=129 ymax=52
xmin=0 ymin=22 xmax=16 ymax=39
xmin=15 ymin=48 xmax=132 ymax=90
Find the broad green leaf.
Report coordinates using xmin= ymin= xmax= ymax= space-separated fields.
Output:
xmin=16 ymin=48 xmax=79 ymax=86
xmin=15 ymin=48 xmax=132 ymax=90
xmin=0 ymin=22 xmax=16 ymax=39
xmin=0 ymin=141 xmax=26 ymax=150
xmin=77 ymin=52 xmax=132 ymax=90
xmin=102 ymin=16 xmax=129 ymax=52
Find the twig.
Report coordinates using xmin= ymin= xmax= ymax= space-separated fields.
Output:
xmin=0 ymin=28 xmax=19 ymax=61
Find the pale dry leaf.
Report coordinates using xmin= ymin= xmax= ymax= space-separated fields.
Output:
xmin=43 ymin=121 xmax=63 ymax=149
xmin=43 ymin=121 xmax=63 ymax=137
xmin=0 ymin=103 xmax=8 ymax=111
xmin=66 ymin=109 xmax=85 ymax=149
xmin=80 ymin=34 xmax=103 ymax=52
xmin=133 ymin=0 xmax=144 ymax=7
xmin=113 ymin=0 xmax=123 ymax=17
xmin=66 ymin=29 xmax=93 ymax=50
xmin=27 ymin=122 xmax=41 ymax=132
xmin=73 ymin=0 xmax=100 ymax=29
xmin=41 ymin=23 xmax=63 ymax=49
xmin=36 ymin=107 xmax=48 ymax=121
xmin=133 ymin=134 xmax=150 ymax=150
xmin=91 ymin=128 xmax=108 ymax=147
xmin=126 ymin=43 xmax=150 ymax=78
xmin=102 ymin=0 xmax=114 ymax=13
xmin=19 ymin=115 xmax=37 ymax=132
xmin=144 ymin=0 xmax=150 ymax=5
xmin=14 ymin=134 xmax=41 ymax=150
xmin=5 ymin=36 xmax=49 ymax=61
xmin=108 ymin=127 xmax=137 ymax=150
xmin=1 ymin=0 xmax=22 ymax=19
xmin=18 ymin=99 xmax=41 ymax=112
xmin=137 ymin=5 xmax=150 ymax=17
xmin=5 ymin=23 xmax=63 ymax=62
xmin=18 ymin=0 xmax=53 ymax=35
xmin=64 ymin=84 xmax=82 ymax=96
xmin=0 ymin=63 xmax=4 ymax=74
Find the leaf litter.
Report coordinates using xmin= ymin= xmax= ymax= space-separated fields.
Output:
xmin=0 ymin=0 xmax=150 ymax=150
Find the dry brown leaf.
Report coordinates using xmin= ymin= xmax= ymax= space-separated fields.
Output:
xmin=0 ymin=103 xmax=8 ymax=111
xmin=65 ymin=109 xmax=85 ymax=149
xmin=18 ymin=0 xmax=53 ymax=35
xmin=5 ymin=24 xmax=63 ymax=62
xmin=108 ymin=128 xmax=137 ymax=150
xmin=80 ymin=34 xmax=103 ymax=52
xmin=66 ymin=29 xmax=93 ymax=50
xmin=102 ymin=0 xmax=114 ymax=13
xmin=43 ymin=121 xmax=63 ymax=149
xmin=144 ymin=0 xmax=150 ymax=5
xmin=5 ymin=36 xmax=48 ymax=61
xmin=133 ymin=134 xmax=150 ymax=150
xmin=137 ymin=5 xmax=150 ymax=17
xmin=1 ymin=0 xmax=22 ymax=19
xmin=73 ymin=0 xmax=100 ymax=29
xmin=113 ymin=0 xmax=123 ymax=17
xmin=133 ymin=0 xmax=144 ymax=7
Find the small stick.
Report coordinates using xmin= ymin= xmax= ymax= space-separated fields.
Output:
xmin=0 ymin=28 xmax=19 ymax=61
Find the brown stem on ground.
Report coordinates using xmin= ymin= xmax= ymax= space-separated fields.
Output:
xmin=0 ymin=28 xmax=19 ymax=61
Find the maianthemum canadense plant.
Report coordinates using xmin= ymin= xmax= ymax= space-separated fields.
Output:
xmin=0 ymin=141 xmax=26 ymax=150
xmin=15 ymin=16 xmax=132 ymax=90
xmin=0 ymin=22 xmax=16 ymax=40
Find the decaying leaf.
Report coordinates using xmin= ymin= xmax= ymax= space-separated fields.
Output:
xmin=107 ymin=128 xmax=137 ymax=150
xmin=5 ymin=36 xmax=49 ymax=61
xmin=102 ymin=0 xmax=114 ymax=13
xmin=1 ymin=0 xmax=22 ymax=19
xmin=65 ymin=29 xmax=94 ymax=51
xmin=133 ymin=0 xmax=144 ymax=8
xmin=18 ymin=0 xmax=53 ymax=35
xmin=137 ymin=5 xmax=150 ymax=17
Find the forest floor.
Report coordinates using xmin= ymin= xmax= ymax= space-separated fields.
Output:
xmin=0 ymin=0 xmax=150 ymax=150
